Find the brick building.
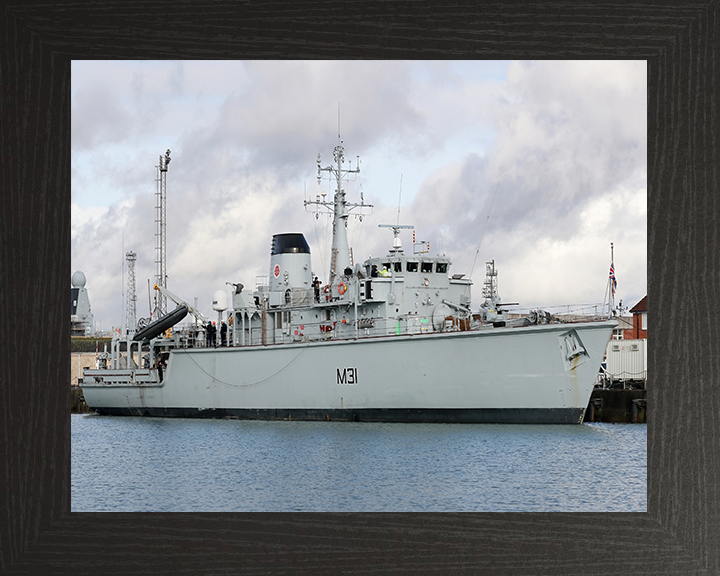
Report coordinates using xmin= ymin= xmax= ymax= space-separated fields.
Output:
xmin=624 ymin=295 xmax=647 ymax=339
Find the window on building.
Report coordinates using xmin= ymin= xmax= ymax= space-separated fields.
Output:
xmin=641 ymin=312 xmax=647 ymax=331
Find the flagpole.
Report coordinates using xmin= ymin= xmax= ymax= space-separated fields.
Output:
xmin=610 ymin=242 xmax=615 ymax=315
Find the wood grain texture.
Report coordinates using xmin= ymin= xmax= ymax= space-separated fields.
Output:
xmin=0 ymin=1 xmax=716 ymax=574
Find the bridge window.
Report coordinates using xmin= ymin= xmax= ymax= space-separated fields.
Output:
xmin=436 ymin=263 xmax=448 ymax=274
xmin=407 ymin=262 xmax=418 ymax=272
xmin=394 ymin=262 xmax=402 ymax=272
xmin=421 ymin=262 xmax=433 ymax=273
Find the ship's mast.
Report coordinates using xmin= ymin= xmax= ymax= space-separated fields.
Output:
xmin=306 ymin=137 xmax=372 ymax=283
xmin=482 ymin=260 xmax=499 ymax=300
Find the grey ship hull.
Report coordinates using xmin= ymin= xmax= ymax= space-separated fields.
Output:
xmin=82 ymin=320 xmax=615 ymax=424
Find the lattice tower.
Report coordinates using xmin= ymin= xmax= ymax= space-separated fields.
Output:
xmin=125 ymin=251 xmax=137 ymax=334
xmin=155 ymin=150 xmax=171 ymax=317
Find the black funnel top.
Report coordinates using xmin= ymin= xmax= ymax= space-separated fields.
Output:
xmin=271 ymin=233 xmax=310 ymax=255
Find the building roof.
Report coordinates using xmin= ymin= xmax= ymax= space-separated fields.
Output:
xmin=629 ymin=295 xmax=647 ymax=313
xmin=615 ymin=315 xmax=633 ymax=330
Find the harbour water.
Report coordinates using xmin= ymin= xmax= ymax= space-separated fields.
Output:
xmin=71 ymin=414 xmax=646 ymax=512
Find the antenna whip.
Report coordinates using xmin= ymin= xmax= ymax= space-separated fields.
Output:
xmin=397 ymin=174 xmax=403 ymax=226
xmin=469 ymin=181 xmax=499 ymax=280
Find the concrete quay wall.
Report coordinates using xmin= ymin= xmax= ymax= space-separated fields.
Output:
xmin=71 ymin=353 xmax=97 ymax=386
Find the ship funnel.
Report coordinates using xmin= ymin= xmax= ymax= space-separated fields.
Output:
xmin=269 ymin=233 xmax=312 ymax=293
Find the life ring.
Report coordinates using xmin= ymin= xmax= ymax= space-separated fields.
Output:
xmin=338 ymin=282 xmax=347 ymax=295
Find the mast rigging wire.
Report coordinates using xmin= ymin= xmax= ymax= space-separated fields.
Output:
xmin=469 ymin=181 xmax=500 ymax=281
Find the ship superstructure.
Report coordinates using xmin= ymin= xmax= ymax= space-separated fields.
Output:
xmin=71 ymin=271 xmax=95 ymax=336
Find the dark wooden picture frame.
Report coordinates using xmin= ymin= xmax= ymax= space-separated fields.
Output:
xmin=1 ymin=2 xmax=714 ymax=573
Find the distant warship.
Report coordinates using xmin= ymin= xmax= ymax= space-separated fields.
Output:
xmin=82 ymin=137 xmax=616 ymax=424
xmin=71 ymin=271 xmax=95 ymax=337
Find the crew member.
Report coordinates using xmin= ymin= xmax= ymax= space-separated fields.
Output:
xmin=220 ymin=321 xmax=227 ymax=346
xmin=155 ymin=354 xmax=167 ymax=381
xmin=312 ymin=277 xmax=322 ymax=302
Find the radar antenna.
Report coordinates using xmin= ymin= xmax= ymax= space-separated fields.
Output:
xmin=378 ymin=224 xmax=414 ymax=255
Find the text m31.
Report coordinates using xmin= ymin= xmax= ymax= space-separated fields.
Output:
xmin=336 ymin=367 xmax=358 ymax=385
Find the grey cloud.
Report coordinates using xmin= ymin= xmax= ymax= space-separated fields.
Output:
xmin=71 ymin=84 xmax=134 ymax=150
xmin=200 ymin=61 xmax=423 ymax=178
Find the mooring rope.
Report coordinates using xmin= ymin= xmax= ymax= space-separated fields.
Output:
xmin=182 ymin=343 xmax=311 ymax=388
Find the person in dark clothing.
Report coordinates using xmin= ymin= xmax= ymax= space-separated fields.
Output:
xmin=206 ymin=321 xmax=212 ymax=347
xmin=155 ymin=354 xmax=167 ymax=381
xmin=220 ymin=321 xmax=227 ymax=346
xmin=211 ymin=321 xmax=217 ymax=347
xmin=312 ymin=277 xmax=322 ymax=303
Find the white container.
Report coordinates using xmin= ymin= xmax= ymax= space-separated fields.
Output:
xmin=605 ymin=338 xmax=646 ymax=381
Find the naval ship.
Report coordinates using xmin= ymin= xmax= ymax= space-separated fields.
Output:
xmin=81 ymin=138 xmax=616 ymax=424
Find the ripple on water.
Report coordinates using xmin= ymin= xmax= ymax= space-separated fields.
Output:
xmin=72 ymin=415 xmax=646 ymax=512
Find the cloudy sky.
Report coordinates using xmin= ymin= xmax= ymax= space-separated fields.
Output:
xmin=71 ymin=60 xmax=647 ymax=332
